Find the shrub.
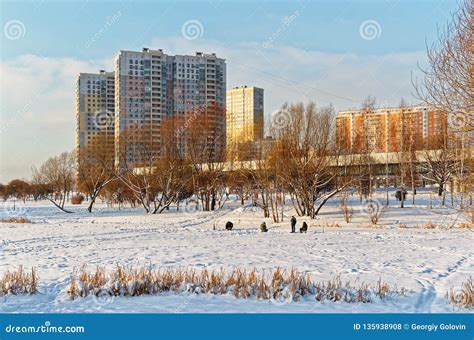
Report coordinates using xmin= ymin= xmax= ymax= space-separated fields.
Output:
xmin=0 ymin=266 xmax=37 ymax=296
xmin=67 ymin=266 xmax=407 ymax=304
xmin=423 ymin=221 xmax=438 ymax=229
xmin=71 ymin=195 xmax=85 ymax=205
xmin=0 ymin=217 xmax=31 ymax=223
xmin=446 ymin=278 xmax=473 ymax=308
xmin=321 ymin=222 xmax=341 ymax=228
xmin=340 ymin=193 xmax=354 ymax=223
xmin=361 ymin=223 xmax=381 ymax=228
xmin=369 ymin=204 xmax=385 ymax=225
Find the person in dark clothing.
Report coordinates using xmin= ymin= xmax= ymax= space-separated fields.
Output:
xmin=225 ymin=221 xmax=233 ymax=231
xmin=300 ymin=221 xmax=308 ymax=233
xmin=290 ymin=216 xmax=297 ymax=233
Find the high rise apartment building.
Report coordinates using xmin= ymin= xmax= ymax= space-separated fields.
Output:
xmin=336 ymin=106 xmax=447 ymax=153
xmin=226 ymin=86 xmax=264 ymax=148
xmin=114 ymin=48 xmax=226 ymax=165
xmin=75 ymin=70 xmax=115 ymax=159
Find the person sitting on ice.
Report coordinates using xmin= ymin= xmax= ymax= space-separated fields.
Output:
xmin=300 ymin=221 xmax=308 ymax=233
xmin=260 ymin=221 xmax=268 ymax=232
xmin=225 ymin=221 xmax=233 ymax=231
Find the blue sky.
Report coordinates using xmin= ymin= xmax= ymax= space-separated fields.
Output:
xmin=0 ymin=0 xmax=459 ymax=182
xmin=1 ymin=0 xmax=456 ymax=58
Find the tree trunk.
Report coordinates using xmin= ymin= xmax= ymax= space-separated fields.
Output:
xmin=400 ymin=187 xmax=404 ymax=208
xmin=87 ymin=199 xmax=95 ymax=213
xmin=46 ymin=197 xmax=73 ymax=213
xmin=313 ymin=189 xmax=343 ymax=218
xmin=211 ymin=193 xmax=216 ymax=211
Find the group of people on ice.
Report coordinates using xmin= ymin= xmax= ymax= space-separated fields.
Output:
xmin=225 ymin=216 xmax=308 ymax=233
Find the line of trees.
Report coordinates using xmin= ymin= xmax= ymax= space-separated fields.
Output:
xmin=1 ymin=1 xmax=471 ymax=221
xmin=0 ymin=100 xmax=471 ymax=220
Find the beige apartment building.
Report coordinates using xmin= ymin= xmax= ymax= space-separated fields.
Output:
xmin=336 ymin=105 xmax=447 ymax=154
xmin=226 ymin=86 xmax=264 ymax=151
xmin=75 ymin=70 xmax=115 ymax=160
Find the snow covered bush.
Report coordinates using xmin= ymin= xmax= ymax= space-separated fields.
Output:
xmin=315 ymin=275 xmax=407 ymax=303
xmin=0 ymin=266 xmax=37 ymax=296
xmin=67 ymin=266 xmax=408 ymax=305
xmin=446 ymin=278 xmax=474 ymax=308
xmin=68 ymin=266 xmax=314 ymax=302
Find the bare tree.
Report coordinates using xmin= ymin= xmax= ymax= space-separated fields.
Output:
xmin=115 ymin=120 xmax=193 ymax=214
xmin=269 ymin=102 xmax=355 ymax=219
xmin=77 ymin=134 xmax=116 ymax=212
xmin=228 ymin=164 xmax=254 ymax=206
xmin=413 ymin=0 xmax=473 ymax=140
xmin=340 ymin=190 xmax=354 ymax=223
xmin=395 ymin=99 xmax=419 ymax=208
xmin=420 ymin=132 xmax=458 ymax=206
xmin=413 ymin=0 xmax=473 ymax=216
xmin=150 ymin=118 xmax=193 ymax=214
xmin=248 ymin=142 xmax=282 ymax=222
xmin=186 ymin=106 xmax=227 ymax=211
xmin=452 ymin=128 xmax=471 ymax=208
xmin=116 ymin=126 xmax=161 ymax=213
xmin=32 ymin=152 xmax=75 ymax=213
xmin=353 ymin=96 xmax=377 ymax=201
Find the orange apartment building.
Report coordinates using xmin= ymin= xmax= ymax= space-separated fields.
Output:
xmin=336 ymin=106 xmax=447 ymax=153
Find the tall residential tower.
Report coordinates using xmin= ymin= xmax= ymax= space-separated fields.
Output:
xmin=226 ymin=86 xmax=264 ymax=148
xmin=114 ymin=48 xmax=226 ymax=165
xmin=75 ymin=70 xmax=115 ymax=159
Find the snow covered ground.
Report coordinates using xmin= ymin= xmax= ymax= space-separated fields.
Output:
xmin=0 ymin=190 xmax=472 ymax=313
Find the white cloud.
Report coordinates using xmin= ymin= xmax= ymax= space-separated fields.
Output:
xmin=0 ymin=55 xmax=111 ymax=182
xmin=151 ymin=36 xmax=427 ymax=110
xmin=0 ymin=38 xmax=428 ymax=182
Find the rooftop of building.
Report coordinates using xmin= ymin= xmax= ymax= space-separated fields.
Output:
xmin=115 ymin=48 xmax=225 ymax=61
xmin=337 ymin=104 xmax=436 ymax=117
xmin=228 ymin=85 xmax=264 ymax=91
xmin=77 ymin=70 xmax=114 ymax=78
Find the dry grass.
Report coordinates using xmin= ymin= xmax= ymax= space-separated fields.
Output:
xmin=360 ymin=223 xmax=382 ymax=229
xmin=0 ymin=266 xmax=38 ymax=296
xmin=68 ymin=266 xmax=314 ymax=301
xmin=68 ymin=266 xmax=407 ymax=304
xmin=422 ymin=221 xmax=438 ymax=229
xmin=321 ymin=222 xmax=341 ymax=228
xmin=457 ymin=223 xmax=473 ymax=229
xmin=315 ymin=275 xmax=407 ymax=303
xmin=397 ymin=224 xmax=407 ymax=229
xmin=0 ymin=217 xmax=32 ymax=223
xmin=446 ymin=278 xmax=474 ymax=308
